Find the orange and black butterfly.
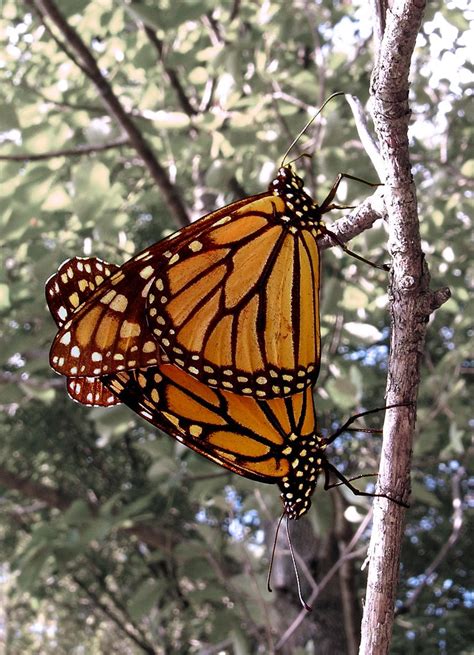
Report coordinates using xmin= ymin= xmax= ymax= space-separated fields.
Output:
xmin=48 ymin=162 xmax=381 ymax=400
xmin=46 ymin=257 xmax=404 ymax=520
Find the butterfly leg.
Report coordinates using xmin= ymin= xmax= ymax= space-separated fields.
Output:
xmin=319 ymin=173 xmax=381 ymax=213
xmin=323 ymin=462 xmax=409 ymax=508
xmin=324 ymin=402 xmax=412 ymax=445
xmin=322 ymin=227 xmax=390 ymax=271
xmin=319 ymin=172 xmax=388 ymax=270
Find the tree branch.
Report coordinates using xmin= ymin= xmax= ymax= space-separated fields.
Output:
xmin=31 ymin=0 xmax=190 ymax=228
xmin=0 ymin=138 xmax=130 ymax=161
xmin=370 ymin=0 xmax=386 ymax=55
xmin=73 ymin=575 xmax=157 ymax=654
xmin=143 ymin=26 xmax=198 ymax=118
xmin=0 ymin=467 xmax=72 ymax=511
xmin=344 ymin=94 xmax=385 ymax=179
xmin=359 ymin=2 xmax=450 ymax=653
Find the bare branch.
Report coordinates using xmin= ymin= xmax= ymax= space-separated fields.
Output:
xmin=0 ymin=138 xmax=130 ymax=162
xmin=344 ymin=94 xmax=384 ymax=179
xmin=73 ymin=576 xmax=157 ymax=654
xmin=370 ymin=0 xmax=386 ymax=54
xmin=143 ymin=26 xmax=198 ymax=117
xmin=229 ymin=0 xmax=241 ymax=22
xmin=32 ymin=0 xmax=190 ymax=228
xmin=271 ymin=86 xmax=312 ymax=111
xmin=0 ymin=466 xmax=72 ymax=511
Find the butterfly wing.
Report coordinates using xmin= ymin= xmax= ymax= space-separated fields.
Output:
xmin=104 ymin=362 xmax=311 ymax=480
xmin=103 ymin=362 xmax=321 ymax=517
xmin=147 ymin=169 xmax=323 ymax=399
xmin=48 ymin=194 xmax=267 ymax=381
xmin=46 ymin=257 xmax=124 ymax=406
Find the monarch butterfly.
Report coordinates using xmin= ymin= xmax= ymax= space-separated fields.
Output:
xmin=46 ymin=256 xmax=406 ymax=520
xmin=48 ymin=164 xmax=382 ymax=400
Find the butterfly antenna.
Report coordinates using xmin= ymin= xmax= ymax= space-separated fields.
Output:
xmin=267 ymin=510 xmax=286 ymax=592
xmin=281 ymin=91 xmax=345 ymax=167
xmin=284 ymin=151 xmax=313 ymax=169
xmin=286 ymin=517 xmax=312 ymax=612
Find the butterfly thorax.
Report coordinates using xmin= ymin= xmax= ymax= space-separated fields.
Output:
xmin=278 ymin=433 xmax=328 ymax=520
xmin=269 ymin=167 xmax=321 ymax=228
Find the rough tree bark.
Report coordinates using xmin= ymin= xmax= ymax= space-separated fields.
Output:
xmin=359 ymin=1 xmax=450 ymax=653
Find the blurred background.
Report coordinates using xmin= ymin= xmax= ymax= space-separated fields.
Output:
xmin=0 ymin=1 xmax=471 ymax=653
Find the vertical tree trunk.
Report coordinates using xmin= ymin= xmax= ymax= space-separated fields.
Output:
xmin=359 ymin=1 xmax=450 ymax=653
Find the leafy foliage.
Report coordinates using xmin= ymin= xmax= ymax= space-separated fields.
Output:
xmin=0 ymin=1 xmax=471 ymax=653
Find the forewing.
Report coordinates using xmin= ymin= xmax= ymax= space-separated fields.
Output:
xmin=146 ymin=195 xmax=321 ymax=398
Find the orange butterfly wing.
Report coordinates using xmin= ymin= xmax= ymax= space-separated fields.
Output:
xmin=48 ymin=193 xmax=261 ymax=381
xmin=104 ymin=363 xmax=322 ymax=519
xmin=146 ymin=167 xmax=323 ymax=398
xmin=46 ymin=257 xmax=122 ymax=406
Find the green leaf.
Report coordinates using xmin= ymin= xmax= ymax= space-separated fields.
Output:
xmin=460 ymin=159 xmax=474 ymax=177
xmin=411 ymin=479 xmax=442 ymax=507
xmin=150 ymin=111 xmax=190 ymax=129
xmin=230 ymin=627 xmax=252 ymax=655
xmin=73 ymin=161 xmax=111 ymax=224
xmin=122 ymin=4 xmax=165 ymax=30
xmin=17 ymin=545 xmax=51 ymax=591
xmin=0 ymin=383 xmax=25 ymax=404
xmin=79 ymin=517 xmax=114 ymax=543
xmin=325 ymin=376 xmax=359 ymax=409
xmin=0 ymin=283 xmax=10 ymax=311
xmin=440 ymin=422 xmax=466 ymax=458
xmin=41 ymin=186 xmax=71 ymax=211
xmin=147 ymin=457 xmax=179 ymax=480
xmin=62 ymin=499 xmax=93 ymax=525
xmin=344 ymin=322 xmax=383 ymax=342
xmin=18 ymin=383 xmax=56 ymax=403
xmin=127 ymin=579 xmax=163 ymax=621
xmin=0 ymin=103 xmax=20 ymax=130
xmin=342 ymin=286 xmax=369 ymax=310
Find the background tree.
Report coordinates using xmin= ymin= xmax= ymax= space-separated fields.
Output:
xmin=0 ymin=1 xmax=471 ymax=653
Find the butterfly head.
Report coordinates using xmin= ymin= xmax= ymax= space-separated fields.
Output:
xmin=270 ymin=166 xmax=304 ymax=194
xmin=269 ymin=166 xmax=319 ymax=217
xmin=278 ymin=433 xmax=328 ymax=520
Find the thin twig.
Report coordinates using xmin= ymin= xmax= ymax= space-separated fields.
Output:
xmin=0 ymin=138 xmax=130 ymax=161
xmin=73 ymin=575 xmax=157 ymax=654
xmin=344 ymin=94 xmax=384 ymax=179
xmin=277 ymin=509 xmax=373 ymax=649
xmin=370 ymin=0 xmax=386 ymax=54
xmin=143 ymin=26 xmax=198 ymax=117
